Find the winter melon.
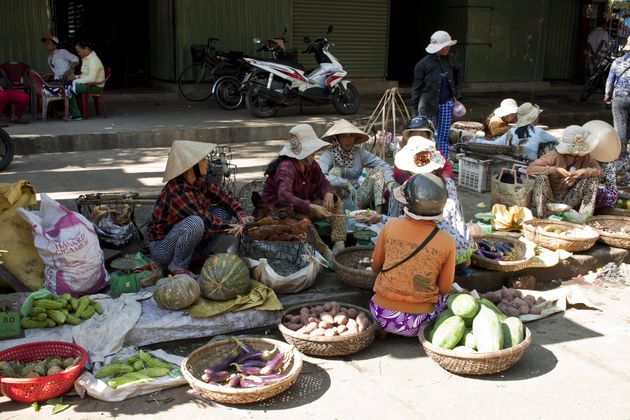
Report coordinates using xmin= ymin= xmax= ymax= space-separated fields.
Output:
xmin=480 ymin=298 xmax=507 ymax=321
xmin=431 ymin=316 xmax=466 ymax=350
xmin=501 ymin=316 xmax=525 ymax=348
xmin=450 ymin=294 xmax=480 ymax=319
xmin=429 ymin=309 xmax=454 ymax=340
xmin=457 ymin=328 xmax=477 ymax=350
xmin=199 ymin=254 xmax=251 ymax=301
xmin=472 ymin=305 xmax=503 ymax=352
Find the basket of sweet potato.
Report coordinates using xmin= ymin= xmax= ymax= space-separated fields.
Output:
xmin=278 ymin=301 xmax=378 ymax=357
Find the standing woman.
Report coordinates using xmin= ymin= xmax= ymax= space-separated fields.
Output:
xmin=319 ymin=119 xmax=395 ymax=213
xmin=410 ymin=30 xmax=462 ymax=159
xmin=67 ymin=40 xmax=106 ymax=120
xmin=605 ymin=42 xmax=630 ymax=184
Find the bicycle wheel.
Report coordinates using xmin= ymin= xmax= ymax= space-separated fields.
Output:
xmin=178 ymin=63 xmax=214 ymax=101
xmin=0 ymin=129 xmax=14 ymax=171
xmin=580 ymin=74 xmax=600 ymax=102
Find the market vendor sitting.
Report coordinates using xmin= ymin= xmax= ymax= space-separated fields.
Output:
xmin=262 ymin=124 xmax=346 ymax=261
xmin=146 ymin=140 xmax=253 ymax=275
xmin=370 ymin=173 xmax=455 ymax=337
xmin=319 ymin=119 xmax=395 ymax=213
xmin=527 ymin=125 xmax=603 ymax=218
xmin=484 ymin=98 xmax=518 ymax=138
xmin=471 ymin=102 xmax=557 ymax=161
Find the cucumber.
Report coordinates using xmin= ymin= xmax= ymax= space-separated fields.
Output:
xmin=431 ymin=316 xmax=466 ymax=350
xmin=501 ymin=317 xmax=525 ymax=348
xmin=472 ymin=305 xmax=503 ymax=352
xmin=450 ymin=294 xmax=480 ymax=319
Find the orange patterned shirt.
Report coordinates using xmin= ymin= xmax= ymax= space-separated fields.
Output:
xmin=371 ymin=218 xmax=455 ymax=314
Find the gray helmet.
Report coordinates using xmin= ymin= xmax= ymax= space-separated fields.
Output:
xmin=404 ymin=173 xmax=448 ymax=216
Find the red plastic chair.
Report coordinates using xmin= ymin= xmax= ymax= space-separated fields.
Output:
xmin=27 ymin=69 xmax=69 ymax=122
xmin=81 ymin=67 xmax=111 ymax=119
xmin=0 ymin=62 xmax=31 ymax=88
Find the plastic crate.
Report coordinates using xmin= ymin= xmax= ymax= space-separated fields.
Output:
xmin=458 ymin=155 xmax=493 ymax=193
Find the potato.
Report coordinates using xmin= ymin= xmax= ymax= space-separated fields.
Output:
xmin=529 ymin=306 xmax=542 ymax=315
xmin=346 ymin=308 xmax=358 ymax=318
xmin=310 ymin=328 xmax=325 ymax=337
xmin=497 ymin=302 xmax=508 ymax=314
xmin=518 ymin=304 xmax=529 ymax=315
xmin=524 ymin=295 xmax=536 ymax=305
xmin=334 ymin=313 xmax=348 ymax=325
xmin=501 ymin=287 xmax=512 ymax=300
xmin=512 ymin=289 xmax=522 ymax=298
xmin=320 ymin=312 xmax=334 ymax=324
xmin=511 ymin=297 xmax=526 ymax=308
xmin=507 ymin=307 xmax=520 ymax=317
xmin=324 ymin=329 xmax=337 ymax=337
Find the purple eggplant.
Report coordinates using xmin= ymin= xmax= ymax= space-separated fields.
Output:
xmin=203 ymin=346 xmax=240 ymax=377
xmin=260 ymin=351 xmax=285 ymax=375
xmin=232 ymin=364 xmax=262 ymax=375
xmin=232 ymin=337 xmax=256 ymax=356
xmin=236 ymin=344 xmax=278 ymax=364
xmin=226 ymin=374 xmax=241 ymax=388
xmin=202 ymin=370 xmax=230 ymax=383
xmin=477 ymin=240 xmax=497 ymax=252
xmin=239 ymin=377 xmax=263 ymax=388
xmin=240 ymin=359 xmax=268 ymax=368
xmin=249 ymin=373 xmax=284 ymax=381
xmin=477 ymin=248 xmax=502 ymax=260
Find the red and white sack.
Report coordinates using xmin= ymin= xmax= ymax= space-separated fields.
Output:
xmin=17 ymin=193 xmax=109 ymax=296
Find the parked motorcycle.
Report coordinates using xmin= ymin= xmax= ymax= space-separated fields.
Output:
xmin=0 ymin=128 xmax=14 ymax=171
xmin=581 ymin=53 xmax=614 ymax=102
xmin=241 ymin=25 xmax=361 ymax=118
xmin=212 ymin=31 xmax=292 ymax=110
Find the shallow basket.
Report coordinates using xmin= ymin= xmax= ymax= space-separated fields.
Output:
xmin=521 ymin=219 xmax=599 ymax=252
xmin=586 ymin=215 xmax=630 ymax=249
xmin=0 ymin=341 xmax=87 ymax=403
xmin=278 ymin=301 xmax=378 ymax=357
xmin=181 ymin=337 xmax=302 ymax=404
xmin=418 ymin=325 xmax=532 ymax=375
xmin=471 ymin=234 xmax=533 ymax=272
xmin=332 ymin=246 xmax=377 ymax=290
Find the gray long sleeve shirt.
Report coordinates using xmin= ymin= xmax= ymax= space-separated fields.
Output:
xmin=319 ymin=148 xmax=394 ymax=188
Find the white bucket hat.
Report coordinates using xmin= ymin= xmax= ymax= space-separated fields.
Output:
xmin=494 ymin=98 xmax=519 ymax=118
xmin=163 ymin=140 xmax=216 ymax=183
xmin=394 ymin=136 xmax=446 ymax=174
xmin=555 ymin=125 xmax=597 ymax=157
xmin=322 ymin=119 xmax=369 ymax=144
xmin=515 ymin=102 xmax=542 ymax=128
xmin=582 ymin=120 xmax=621 ymax=162
xmin=426 ymin=31 xmax=457 ymax=54
xmin=279 ymin=124 xmax=329 ymax=160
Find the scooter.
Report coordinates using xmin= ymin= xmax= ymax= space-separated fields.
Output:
xmin=241 ymin=25 xmax=361 ymax=118
xmin=0 ymin=128 xmax=14 ymax=171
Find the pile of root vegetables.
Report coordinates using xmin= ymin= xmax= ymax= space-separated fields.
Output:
xmin=245 ymin=216 xmax=312 ymax=242
xmin=200 ymin=337 xmax=291 ymax=389
xmin=482 ymin=287 xmax=547 ymax=316
xmin=282 ymin=302 xmax=372 ymax=337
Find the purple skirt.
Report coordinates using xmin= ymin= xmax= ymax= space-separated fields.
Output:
xmin=369 ymin=295 xmax=448 ymax=337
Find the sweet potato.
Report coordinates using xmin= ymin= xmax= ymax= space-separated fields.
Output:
xmin=501 ymin=287 xmax=513 ymax=301
xmin=329 ymin=302 xmax=340 ymax=317
xmin=320 ymin=312 xmax=334 ymax=324
xmin=356 ymin=312 xmax=370 ymax=332
xmin=312 ymin=306 xmax=324 ymax=315
xmin=300 ymin=307 xmax=310 ymax=315
xmin=337 ymin=325 xmax=348 ymax=334
xmin=319 ymin=321 xmax=333 ymax=329
xmin=284 ymin=323 xmax=302 ymax=331
xmin=333 ymin=313 xmax=348 ymax=325
xmin=524 ymin=295 xmax=536 ymax=305
xmin=511 ymin=297 xmax=526 ymax=308
xmin=300 ymin=314 xmax=310 ymax=325
xmin=324 ymin=329 xmax=337 ymax=337
xmin=518 ymin=304 xmax=529 ymax=315
xmin=340 ymin=307 xmax=349 ymax=314
xmin=535 ymin=296 xmax=546 ymax=305
xmin=529 ymin=306 xmax=542 ymax=315
xmin=497 ymin=302 xmax=508 ymax=314
xmin=346 ymin=318 xmax=358 ymax=332
xmin=310 ymin=329 xmax=325 ymax=337
xmin=512 ymin=289 xmax=523 ymax=298
xmin=507 ymin=307 xmax=520 ymax=317
xmin=300 ymin=321 xmax=318 ymax=335
xmin=346 ymin=308 xmax=358 ymax=318
xmin=322 ymin=303 xmax=333 ymax=312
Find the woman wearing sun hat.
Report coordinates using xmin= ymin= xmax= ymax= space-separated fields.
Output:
xmin=484 ymin=98 xmax=519 ymax=138
xmin=369 ymin=173 xmax=455 ymax=337
xmin=527 ymin=125 xmax=603 ymax=218
xmin=472 ymin=102 xmax=558 ymax=161
xmin=147 ymin=140 xmax=253 ymax=275
xmin=319 ymin=119 xmax=395 ymax=213
xmin=263 ymin=124 xmax=346 ymax=260
xmin=583 ymin=120 xmax=622 ymax=209
xmin=410 ymin=30 xmax=462 ymax=159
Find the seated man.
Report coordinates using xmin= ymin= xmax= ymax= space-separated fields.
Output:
xmin=527 ymin=125 xmax=602 ymax=218
xmin=146 ymin=140 xmax=253 ymax=275
xmin=42 ymin=35 xmax=79 ymax=82
xmin=484 ymin=98 xmax=518 ymax=138
xmin=0 ymin=69 xmax=29 ymax=126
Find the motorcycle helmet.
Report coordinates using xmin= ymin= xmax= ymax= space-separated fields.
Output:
xmin=401 ymin=173 xmax=447 ymax=216
xmin=401 ymin=116 xmax=435 ymax=145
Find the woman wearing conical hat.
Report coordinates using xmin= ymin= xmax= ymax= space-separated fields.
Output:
xmin=146 ymin=140 xmax=253 ymax=275
xmin=318 ymin=119 xmax=395 ymax=214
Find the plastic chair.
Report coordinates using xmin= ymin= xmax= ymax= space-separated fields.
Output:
xmin=27 ymin=69 xmax=69 ymax=122
xmin=0 ymin=62 xmax=30 ymax=88
xmin=81 ymin=67 xmax=111 ymax=119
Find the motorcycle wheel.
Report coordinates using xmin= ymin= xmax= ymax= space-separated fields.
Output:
xmin=214 ymin=76 xmax=244 ymax=110
xmin=580 ymin=74 xmax=600 ymax=102
xmin=0 ymin=128 xmax=15 ymax=171
xmin=245 ymin=87 xmax=278 ymax=118
xmin=332 ymin=83 xmax=361 ymax=115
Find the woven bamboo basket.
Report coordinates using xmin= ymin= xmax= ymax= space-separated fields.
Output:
xmin=521 ymin=219 xmax=599 ymax=252
xmin=586 ymin=215 xmax=630 ymax=249
xmin=332 ymin=246 xmax=377 ymax=290
xmin=181 ymin=337 xmax=302 ymax=404
xmin=278 ymin=301 xmax=377 ymax=357
xmin=596 ymin=207 xmax=630 ymax=217
xmin=418 ymin=325 xmax=533 ymax=375
xmin=471 ymin=234 xmax=533 ymax=272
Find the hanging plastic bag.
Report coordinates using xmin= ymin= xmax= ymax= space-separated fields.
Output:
xmin=17 ymin=194 xmax=109 ymax=296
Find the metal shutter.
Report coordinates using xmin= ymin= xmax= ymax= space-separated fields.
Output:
xmin=291 ymin=0 xmax=389 ymax=78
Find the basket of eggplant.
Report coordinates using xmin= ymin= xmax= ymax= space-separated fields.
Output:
xmin=181 ymin=336 xmax=302 ymax=404
xmin=471 ymin=234 xmax=533 ymax=272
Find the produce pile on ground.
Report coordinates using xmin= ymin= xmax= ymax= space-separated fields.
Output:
xmin=352 ymin=257 xmax=373 ymax=271
xmin=482 ymin=286 xmax=547 ymax=316
xmin=475 ymin=239 xmax=517 ymax=261
xmin=94 ymin=350 xmax=178 ymax=389
xmin=614 ymin=197 xmax=630 ymax=210
xmin=429 ymin=293 xmax=526 ymax=352
xmin=199 ymin=337 xmax=291 ymax=388
xmin=243 ymin=216 xmax=312 ymax=242
xmin=590 ymin=221 xmax=630 ymax=236
xmin=21 ymin=294 xmax=102 ymax=329
xmin=282 ymin=302 xmax=371 ymax=337
xmin=0 ymin=356 xmax=81 ymax=378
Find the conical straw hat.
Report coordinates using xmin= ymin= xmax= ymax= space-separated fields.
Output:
xmin=163 ymin=140 xmax=216 ymax=183
xmin=321 ymin=119 xmax=369 ymax=144
xmin=582 ymin=120 xmax=621 ymax=162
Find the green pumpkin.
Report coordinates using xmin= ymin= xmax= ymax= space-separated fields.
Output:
xmin=199 ymin=253 xmax=251 ymax=301
xmin=153 ymin=274 xmax=200 ymax=310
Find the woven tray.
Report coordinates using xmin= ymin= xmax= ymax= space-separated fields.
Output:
xmin=596 ymin=207 xmax=630 ymax=217
xmin=278 ymin=301 xmax=377 ymax=357
xmin=522 ymin=219 xmax=599 ymax=252
xmin=418 ymin=325 xmax=532 ymax=375
xmin=181 ymin=337 xmax=302 ymax=404
xmin=471 ymin=234 xmax=533 ymax=272
xmin=586 ymin=215 xmax=630 ymax=249
xmin=452 ymin=121 xmax=484 ymax=131
xmin=332 ymin=246 xmax=377 ymax=290
xmin=459 ymin=142 xmax=516 ymax=156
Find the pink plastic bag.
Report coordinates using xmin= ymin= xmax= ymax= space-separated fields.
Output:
xmin=17 ymin=194 xmax=109 ymax=296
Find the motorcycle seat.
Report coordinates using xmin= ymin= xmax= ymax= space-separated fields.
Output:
xmin=257 ymin=58 xmax=305 ymax=71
